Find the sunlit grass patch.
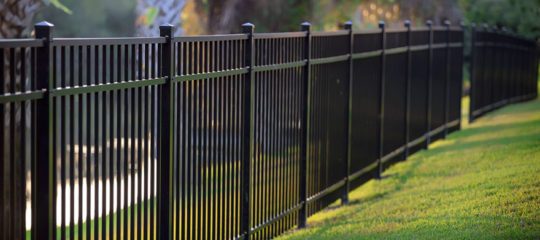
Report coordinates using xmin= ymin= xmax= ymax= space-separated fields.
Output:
xmin=277 ymin=97 xmax=540 ymax=240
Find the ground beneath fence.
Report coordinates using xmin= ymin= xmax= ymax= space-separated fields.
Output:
xmin=277 ymin=97 xmax=540 ymax=240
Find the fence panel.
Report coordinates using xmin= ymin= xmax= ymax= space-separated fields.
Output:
xmin=171 ymin=36 xmax=247 ymax=240
xmin=448 ymin=29 xmax=464 ymax=133
xmin=469 ymin=25 xmax=537 ymax=122
xmin=408 ymin=29 xmax=430 ymax=155
xmin=0 ymin=39 xmax=42 ymax=240
xmin=250 ymin=33 xmax=305 ymax=239
xmin=306 ymin=32 xmax=349 ymax=217
xmin=349 ymin=31 xmax=382 ymax=187
xmin=50 ymin=38 xmax=164 ymax=240
xmin=430 ymin=29 xmax=449 ymax=142
xmin=382 ymin=30 xmax=408 ymax=163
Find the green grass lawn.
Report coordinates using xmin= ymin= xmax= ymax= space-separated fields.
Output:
xmin=277 ymin=96 xmax=540 ymax=239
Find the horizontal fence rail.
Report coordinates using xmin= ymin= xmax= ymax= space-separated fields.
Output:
xmin=0 ymin=20 xmax=537 ymax=240
xmin=469 ymin=24 xmax=538 ymax=122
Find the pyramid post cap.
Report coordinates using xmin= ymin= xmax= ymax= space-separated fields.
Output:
xmin=35 ymin=21 xmax=54 ymax=27
xmin=404 ymin=20 xmax=411 ymax=28
xmin=344 ymin=21 xmax=352 ymax=30
xmin=301 ymin=22 xmax=311 ymax=31
xmin=159 ymin=24 xmax=175 ymax=37
xmin=159 ymin=24 xmax=175 ymax=32
xmin=242 ymin=22 xmax=254 ymax=33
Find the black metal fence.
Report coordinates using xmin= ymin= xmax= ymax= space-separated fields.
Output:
xmin=469 ymin=24 xmax=538 ymax=122
xmin=0 ymin=19 xmax=536 ymax=240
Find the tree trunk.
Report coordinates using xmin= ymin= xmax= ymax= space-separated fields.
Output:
xmin=0 ymin=0 xmax=43 ymax=38
xmin=135 ymin=0 xmax=187 ymax=36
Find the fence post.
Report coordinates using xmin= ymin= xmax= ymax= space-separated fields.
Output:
xmin=488 ymin=24 xmax=496 ymax=109
xmin=241 ymin=22 xmax=254 ymax=239
xmin=510 ymin=30 xmax=517 ymax=102
xmin=403 ymin=20 xmax=412 ymax=160
xmin=425 ymin=20 xmax=433 ymax=149
xmin=158 ymin=24 xmax=174 ymax=240
xmin=298 ymin=21 xmax=311 ymax=228
xmin=532 ymin=39 xmax=537 ymax=99
xmin=482 ymin=23 xmax=492 ymax=110
xmin=508 ymin=30 xmax=514 ymax=102
xmin=458 ymin=21 xmax=465 ymax=130
xmin=443 ymin=20 xmax=451 ymax=138
xmin=517 ymin=31 xmax=522 ymax=101
xmin=342 ymin=20 xmax=353 ymax=205
xmin=515 ymin=30 xmax=523 ymax=102
xmin=493 ymin=26 xmax=501 ymax=106
xmin=469 ymin=23 xmax=476 ymax=123
xmin=501 ymin=27 xmax=509 ymax=105
xmin=33 ymin=21 xmax=54 ymax=240
xmin=377 ymin=20 xmax=386 ymax=178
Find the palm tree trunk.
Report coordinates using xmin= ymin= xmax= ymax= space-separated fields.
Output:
xmin=136 ymin=0 xmax=187 ymax=36
xmin=0 ymin=0 xmax=43 ymax=38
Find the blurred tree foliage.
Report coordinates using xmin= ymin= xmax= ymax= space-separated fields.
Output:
xmin=187 ymin=0 xmax=463 ymax=34
xmin=458 ymin=0 xmax=540 ymax=38
xmin=186 ymin=0 xmax=370 ymax=33
xmin=135 ymin=0 xmax=187 ymax=36
xmin=186 ymin=0 xmax=313 ymax=34
xmin=33 ymin=0 xmax=136 ymax=37
xmin=186 ymin=0 xmax=387 ymax=33
xmin=24 ymin=0 xmax=538 ymax=38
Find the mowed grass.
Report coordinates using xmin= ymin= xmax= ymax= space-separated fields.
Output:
xmin=278 ymin=96 xmax=540 ymax=240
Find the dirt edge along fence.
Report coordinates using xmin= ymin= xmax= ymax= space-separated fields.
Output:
xmin=468 ymin=24 xmax=538 ymax=122
xmin=0 ymin=19 xmax=537 ymax=240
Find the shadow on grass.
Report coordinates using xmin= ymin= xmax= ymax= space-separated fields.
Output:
xmin=346 ymin=153 xmax=426 ymax=207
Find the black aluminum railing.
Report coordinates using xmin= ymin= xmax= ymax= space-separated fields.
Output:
xmin=0 ymin=19 xmax=536 ymax=240
xmin=469 ymin=24 xmax=538 ymax=122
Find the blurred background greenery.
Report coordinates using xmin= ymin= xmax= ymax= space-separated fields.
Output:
xmin=1 ymin=0 xmax=538 ymax=38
